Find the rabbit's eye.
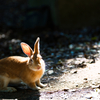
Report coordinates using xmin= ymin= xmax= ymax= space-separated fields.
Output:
xmin=30 ymin=59 xmax=33 ymax=63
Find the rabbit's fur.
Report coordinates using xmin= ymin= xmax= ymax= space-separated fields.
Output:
xmin=0 ymin=37 xmax=46 ymax=92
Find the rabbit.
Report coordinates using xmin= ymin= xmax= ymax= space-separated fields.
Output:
xmin=0 ymin=37 xmax=46 ymax=92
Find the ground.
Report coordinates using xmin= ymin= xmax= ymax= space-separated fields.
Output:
xmin=1 ymin=27 xmax=100 ymax=99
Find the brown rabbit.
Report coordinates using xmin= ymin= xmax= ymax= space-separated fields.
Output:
xmin=0 ymin=37 xmax=46 ymax=92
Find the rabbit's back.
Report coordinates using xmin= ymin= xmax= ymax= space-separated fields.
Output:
xmin=0 ymin=56 xmax=28 ymax=77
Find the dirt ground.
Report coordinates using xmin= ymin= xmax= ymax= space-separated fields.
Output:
xmin=40 ymin=59 xmax=100 ymax=100
xmin=45 ymin=60 xmax=100 ymax=91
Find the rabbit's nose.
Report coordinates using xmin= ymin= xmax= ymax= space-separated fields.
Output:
xmin=37 ymin=66 xmax=41 ymax=69
xmin=37 ymin=64 xmax=41 ymax=69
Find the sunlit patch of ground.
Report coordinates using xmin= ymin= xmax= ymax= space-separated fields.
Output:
xmin=41 ymin=60 xmax=100 ymax=92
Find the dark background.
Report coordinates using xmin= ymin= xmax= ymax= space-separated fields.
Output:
xmin=0 ymin=0 xmax=100 ymax=32
xmin=0 ymin=0 xmax=100 ymax=58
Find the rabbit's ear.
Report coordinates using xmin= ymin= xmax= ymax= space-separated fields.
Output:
xmin=21 ymin=42 xmax=33 ymax=57
xmin=34 ymin=37 xmax=40 ymax=54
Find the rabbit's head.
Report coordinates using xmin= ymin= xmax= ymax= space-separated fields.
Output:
xmin=21 ymin=37 xmax=44 ymax=71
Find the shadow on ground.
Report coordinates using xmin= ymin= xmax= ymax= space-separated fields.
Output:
xmin=0 ymin=87 xmax=40 ymax=99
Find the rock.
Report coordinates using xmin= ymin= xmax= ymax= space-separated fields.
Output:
xmin=84 ymin=78 xmax=88 ymax=80
xmin=85 ymin=94 xmax=93 ymax=99
xmin=71 ymin=70 xmax=77 ymax=74
xmin=48 ymin=70 xmax=54 ymax=75
xmin=63 ymin=88 xmax=69 ymax=92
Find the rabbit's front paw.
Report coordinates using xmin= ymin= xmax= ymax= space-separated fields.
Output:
xmin=38 ymin=83 xmax=47 ymax=88
xmin=0 ymin=87 xmax=17 ymax=92
xmin=28 ymin=82 xmax=41 ymax=90
xmin=36 ymin=80 xmax=47 ymax=88
xmin=32 ymin=86 xmax=41 ymax=90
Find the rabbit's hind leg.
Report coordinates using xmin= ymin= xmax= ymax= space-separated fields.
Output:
xmin=0 ymin=76 xmax=17 ymax=92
